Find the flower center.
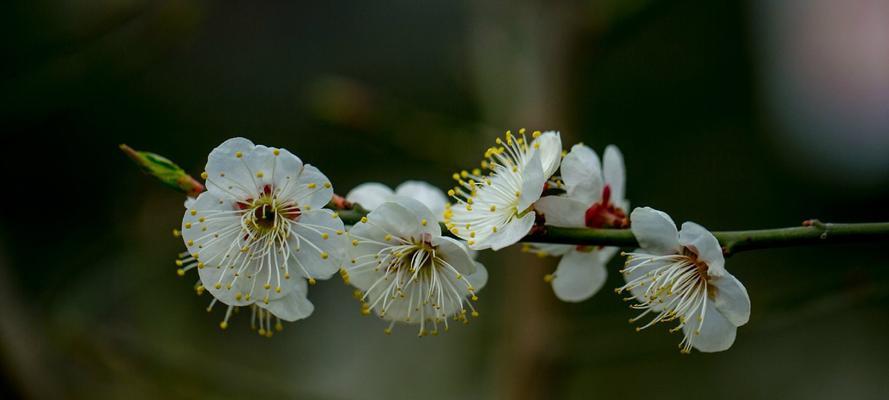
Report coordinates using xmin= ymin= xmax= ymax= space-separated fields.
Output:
xmin=584 ymin=185 xmax=628 ymax=228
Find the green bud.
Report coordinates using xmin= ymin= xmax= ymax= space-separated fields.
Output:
xmin=119 ymin=144 xmax=204 ymax=196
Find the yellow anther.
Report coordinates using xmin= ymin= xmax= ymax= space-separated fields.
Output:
xmin=543 ymin=274 xmax=554 ymax=283
xmin=263 ymin=296 xmax=269 ymax=305
xmin=197 ymin=262 xmax=204 ymax=269
xmin=219 ymin=321 xmax=228 ymax=330
xmin=275 ymin=322 xmax=284 ymax=331
xmin=452 ymin=173 xmax=460 ymax=180
xmin=360 ymin=216 xmax=368 ymax=223
xmin=235 ymin=292 xmax=242 ymax=300
xmin=533 ymin=142 xmax=540 ymax=149
xmin=256 ymin=171 xmax=264 ymax=178
xmin=309 ymin=278 xmax=317 ymax=285
xmin=172 ymin=229 xmax=180 ymax=237
xmin=284 ymin=273 xmax=291 ymax=280
xmin=214 ymin=283 xmax=221 ymax=289
xmin=465 ymin=205 xmax=472 ymax=211
xmin=421 ymin=219 xmax=428 ymax=226
xmin=451 ymin=227 xmax=459 ymax=234
xmin=323 ymin=182 xmax=331 ymax=188
xmin=321 ymin=233 xmax=329 ymax=240
xmin=275 ymin=286 xmax=282 ymax=293
xmin=175 ymin=259 xmax=184 ymax=267
xmin=320 ymin=252 xmax=329 ymax=260
xmin=352 ymin=239 xmax=359 ymax=246
xmin=519 ymin=128 xmax=526 ymax=134
xmin=336 ymin=229 xmax=344 ymax=235
xmin=176 ymin=268 xmax=185 ymax=276
xmin=200 ymin=171 xmax=208 ymax=179
xmin=263 ymin=283 xmax=271 ymax=289
xmin=273 ymin=149 xmax=280 ymax=156
xmin=489 ymin=205 xmax=496 ymax=212
xmin=198 ymin=217 xmax=205 ymax=223
xmin=470 ymin=231 xmax=476 ymax=238
xmin=184 ymin=223 xmax=192 ymax=229
xmin=307 ymin=183 xmax=317 ymax=189
xmin=384 ymin=328 xmax=392 ymax=335
xmin=235 ymin=151 xmax=243 ymax=158
xmin=492 ymin=226 xmax=498 ymax=233
xmin=447 ymin=189 xmax=455 ymax=196
xmin=471 ymin=311 xmax=479 ymax=318
xmin=190 ymin=210 xmax=197 ymax=216
xmin=532 ymin=130 xmax=541 ymax=138
xmin=187 ymin=240 xmax=194 ymax=246
xmin=515 ymin=191 xmax=521 ymax=198
xmin=468 ymin=240 xmax=475 ymax=245
xmin=471 ymin=294 xmax=479 ymax=301
xmin=384 ymin=234 xmax=392 ymax=241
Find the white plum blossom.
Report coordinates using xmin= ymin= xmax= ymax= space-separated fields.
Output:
xmin=345 ymin=196 xmax=487 ymax=336
xmin=445 ymin=129 xmax=562 ymax=250
xmin=178 ymin=138 xmax=347 ymax=332
xmin=617 ymin=207 xmax=751 ymax=353
xmin=346 ymin=180 xmax=449 ymax=220
xmin=532 ymin=144 xmax=628 ymax=302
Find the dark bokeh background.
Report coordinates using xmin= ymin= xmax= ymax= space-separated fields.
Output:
xmin=2 ymin=1 xmax=889 ymax=399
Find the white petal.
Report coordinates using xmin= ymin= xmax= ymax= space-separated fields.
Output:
xmin=679 ymin=222 xmax=725 ymax=275
xmin=243 ymin=145 xmax=277 ymax=189
xmin=486 ymin=212 xmax=536 ymax=251
xmin=346 ymin=182 xmax=394 ymax=211
xmin=389 ymin=196 xmax=442 ymax=238
xmin=204 ymin=138 xmax=259 ymax=200
xmin=288 ymin=209 xmax=347 ymax=280
xmin=552 ymin=250 xmax=608 ymax=302
xmin=184 ymin=197 xmax=196 ymax=209
xmin=395 ymin=181 xmax=449 ymax=220
xmin=432 ymin=236 xmax=477 ymax=275
xmin=629 ymin=207 xmax=680 ymax=255
xmin=466 ymin=262 xmax=488 ymax=291
xmin=711 ymin=273 xmax=751 ymax=326
xmin=561 ymin=143 xmax=603 ymax=205
xmin=292 ymin=164 xmax=334 ymax=210
xmin=271 ymin=147 xmax=305 ymax=193
xmin=530 ymin=131 xmax=562 ymax=178
xmin=518 ymin=151 xmax=545 ymax=211
xmin=602 ymin=145 xmax=626 ymax=203
xmin=526 ymin=243 xmax=574 ymax=257
xmin=534 ymin=196 xmax=587 ymax=228
xmin=366 ymin=201 xmax=421 ymax=241
xmin=258 ymin=279 xmax=314 ymax=322
xmin=684 ymin=301 xmax=738 ymax=353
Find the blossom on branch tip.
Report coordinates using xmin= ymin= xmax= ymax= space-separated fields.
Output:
xmin=346 ymin=180 xmax=449 ymax=219
xmin=532 ymin=144 xmax=628 ymax=302
xmin=179 ymin=137 xmax=346 ymax=330
xmin=616 ymin=207 xmax=750 ymax=353
xmin=345 ymin=196 xmax=487 ymax=336
xmin=445 ymin=129 xmax=562 ymax=250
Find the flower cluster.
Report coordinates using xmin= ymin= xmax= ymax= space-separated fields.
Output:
xmin=166 ymin=134 xmax=749 ymax=353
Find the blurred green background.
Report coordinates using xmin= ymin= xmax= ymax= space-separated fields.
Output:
xmin=2 ymin=0 xmax=889 ymax=399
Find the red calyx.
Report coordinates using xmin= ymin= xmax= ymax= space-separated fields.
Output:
xmin=584 ymin=185 xmax=629 ymax=229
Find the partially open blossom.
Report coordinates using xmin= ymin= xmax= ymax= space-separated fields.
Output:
xmin=532 ymin=144 xmax=628 ymax=302
xmin=346 ymin=180 xmax=449 ymax=219
xmin=345 ymin=196 xmax=487 ymax=336
xmin=179 ymin=138 xmax=346 ymax=330
xmin=445 ymin=130 xmax=562 ymax=250
xmin=617 ymin=207 xmax=751 ymax=353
